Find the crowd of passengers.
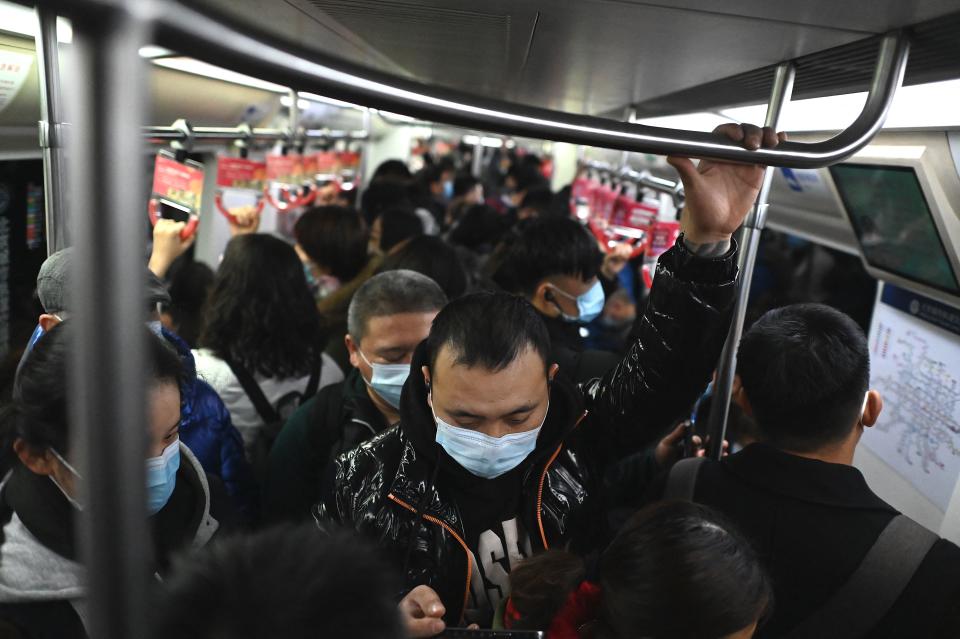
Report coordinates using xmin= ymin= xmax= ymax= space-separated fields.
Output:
xmin=1 ymin=123 xmax=958 ymax=639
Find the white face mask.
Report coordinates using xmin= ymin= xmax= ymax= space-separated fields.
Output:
xmin=432 ymin=399 xmax=548 ymax=479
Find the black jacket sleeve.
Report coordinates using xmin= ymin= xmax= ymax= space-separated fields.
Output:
xmin=580 ymin=235 xmax=738 ymax=451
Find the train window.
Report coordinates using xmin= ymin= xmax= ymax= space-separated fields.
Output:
xmin=830 ymin=163 xmax=960 ymax=294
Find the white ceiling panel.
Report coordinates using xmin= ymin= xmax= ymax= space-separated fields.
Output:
xmin=191 ymin=0 xmax=960 ymax=115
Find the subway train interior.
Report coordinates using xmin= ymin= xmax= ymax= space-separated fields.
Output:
xmin=1 ymin=0 xmax=960 ymax=638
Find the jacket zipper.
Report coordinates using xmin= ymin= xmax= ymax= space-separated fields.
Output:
xmin=535 ymin=410 xmax=589 ymax=550
xmin=387 ymin=492 xmax=472 ymax=625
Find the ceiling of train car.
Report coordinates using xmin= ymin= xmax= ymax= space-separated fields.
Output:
xmin=194 ymin=0 xmax=960 ymax=116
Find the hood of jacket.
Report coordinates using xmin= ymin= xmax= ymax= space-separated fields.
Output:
xmin=0 ymin=472 xmax=84 ymax=605
xmin=0 ymin=443 xmax=217 ymax=604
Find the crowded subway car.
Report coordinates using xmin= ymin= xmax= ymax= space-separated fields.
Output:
xmin=0 ymin=0 xmax=959 ymax=637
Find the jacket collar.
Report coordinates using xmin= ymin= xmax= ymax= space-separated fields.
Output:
xmin=724 ymin=443 xmax=896 ymax=513
xmin=389 ymin=341 xmax=584 ymax=516
xmin=343 ymin=367 xmax=391 ymax=433
xmin=161 ymin=327 xmax=196 ymax=378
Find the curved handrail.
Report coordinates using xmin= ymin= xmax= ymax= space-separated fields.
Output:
xmin=139 ymin=0 xmax=909 ymax=168
xmin=45 ymin=0 xmax=908 ymax=167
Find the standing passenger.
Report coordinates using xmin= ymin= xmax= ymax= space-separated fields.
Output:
xmin=317 ymin=124 xmax=786 ymax=633
xmin=0 ymin=324 xmax=221 ymax=638
xmin=646 ymin=303 xmax=960 ymax=638
xmin=489 ymin=216 xmax=631 ymax=382
xmin=18 ymin=245 xmax=258 ymax=524
xmin=294 ymin=206 xmax=381 ymax=372
xmin=194 ymin=234 xmax=343 ymax=470
xmin=506 ymin=501 xmax=771 ymax=638
xmin=264 ymin=270 xmax=447 ymax=523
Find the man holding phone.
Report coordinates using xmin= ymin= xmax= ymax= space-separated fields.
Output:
xmin=317 ymin=124 xmax=785 ymax=635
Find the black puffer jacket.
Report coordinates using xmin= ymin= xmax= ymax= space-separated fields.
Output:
xmin=316 ymin=237 xmax=738 ymax=624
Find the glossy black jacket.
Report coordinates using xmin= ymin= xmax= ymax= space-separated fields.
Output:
xmin=315 ymin=237 xmax=738 ymax=624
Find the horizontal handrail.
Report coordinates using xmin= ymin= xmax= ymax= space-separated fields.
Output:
xmin=38 ymin=0 xmax=907 ymax=168
xmin=143 ymin=125 xmax=369 ymax=144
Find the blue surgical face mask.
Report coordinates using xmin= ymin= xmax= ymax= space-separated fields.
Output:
xmin=303 ymin=262 xmax=320 ymax=295
xmin=442 ymin=180 xmax=454 ymax=200
xmin=551 ymin=280 xmax=605 ymax=323
xmin=146 ymin=439 xmax=180 ymax=516
xmin=48 ymin=448 xmax=84 ymax=511
xmin=148 ymin=320 xmax=163 ymax=338
xmin=432 ymin=399 xmax=547 ymax=479
xmin=359 ymin=350 xmax=409 ymax=409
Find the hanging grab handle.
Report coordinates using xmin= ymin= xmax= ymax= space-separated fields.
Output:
xmin=213 ymin=191 xmax=265 ymax=224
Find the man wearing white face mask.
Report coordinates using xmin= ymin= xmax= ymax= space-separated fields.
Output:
xmin=0 ymin=324 xmax=220 ymax=638
xmin=264 ymin=270 xmax=448 ymax=523
xmin=318 ymin=123 xmax=790 ymax=634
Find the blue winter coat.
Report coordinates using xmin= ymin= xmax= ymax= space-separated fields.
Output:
xmin=162 ymin=328 xmax=259 ymax=524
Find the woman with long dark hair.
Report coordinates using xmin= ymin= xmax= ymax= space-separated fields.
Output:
xmin=194 ymin=234 xmax=343 ymax=460
xmin=505 ymin=501 xmax=773 ymax=638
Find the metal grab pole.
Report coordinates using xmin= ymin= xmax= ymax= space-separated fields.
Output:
xmin=33 ymin=6 xmax=69 ymax=254
xmin=68 ymin=2 xmax=152 ymax=637
xmin=706 ymin=63 xmax=796 ymax=460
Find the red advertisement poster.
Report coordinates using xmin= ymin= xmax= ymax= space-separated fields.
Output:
xmin=649 ymin=220 xmax=682 ymax=257
xmin=266 ymin=154 xmax=303 ymax=185
xmin=301 ymin=154 xmax=318 ymax=179
xmin=151 ymin=153 xmax=204 ymax=213
xmin=337 ymin=151 xmax=361 ymax=169
xmin=314 ymin=151 xmax=338 ymax=173
xmin=216 ymin=157 xmax=266 ymax=191
xmin=626 ymin=201 xmax=659 ymax=230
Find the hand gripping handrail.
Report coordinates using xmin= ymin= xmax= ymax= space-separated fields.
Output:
xmin=133 ymin=0 xmax=907 ymax=168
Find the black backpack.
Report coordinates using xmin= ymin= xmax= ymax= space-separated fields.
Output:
xmin=225 ymin=355 xmax=321 ymax=479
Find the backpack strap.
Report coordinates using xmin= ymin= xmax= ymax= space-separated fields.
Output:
xmin=663 ymin=456 xmax=706 ymax=501
xmin=223 ymin=358 xmax=280 ymax=425
xmin=303 ymin=351 xmax=322 ymax=400
xmin=783 ymin=514 xmax=939 ymax=639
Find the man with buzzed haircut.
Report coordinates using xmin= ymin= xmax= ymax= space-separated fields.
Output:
xmin=265 ymin=270 xmax=448 ymax=523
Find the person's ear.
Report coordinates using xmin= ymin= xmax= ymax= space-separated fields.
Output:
xmin=38 ymin=313 xmax=61 ymax=332
xmin=422 ymin=366 xmax=432 ymax=387
xmin=548 ymin=363 xmax=559 ymax=383
xmin=345 ymin=334 xmax=361 ymax=370
xmin=732 ymin=375 xmax=753 ymax=416
xmin=533 ymin=283 xmax=557 ymax=317
xmin=862 ymin=390 xmax=883 ymax=428
xmin=13 ymin=439 xmax=56 ymax=476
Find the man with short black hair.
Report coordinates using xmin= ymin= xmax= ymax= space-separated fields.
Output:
xmin=319 ymin=123 xmax=787 ymax=635
xmin=649 ymin=303 xmax=960 ymax=638
xmin=264 ymin=270 xmax=448 ymax=523
xmin=491 ymin=216 xmax=629 ymax=380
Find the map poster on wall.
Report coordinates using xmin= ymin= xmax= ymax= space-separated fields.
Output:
xmin=0 ymin=50 xmax=33 ymax=115
xmin=862 ymin=284 xmax=960 ymax=511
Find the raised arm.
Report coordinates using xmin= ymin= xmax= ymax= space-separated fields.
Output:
xmin=582 ymin=124 xmax=785 ymax=448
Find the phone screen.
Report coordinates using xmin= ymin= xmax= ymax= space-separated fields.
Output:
xmin=156 ymin=198 xmax=191 ymax=223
